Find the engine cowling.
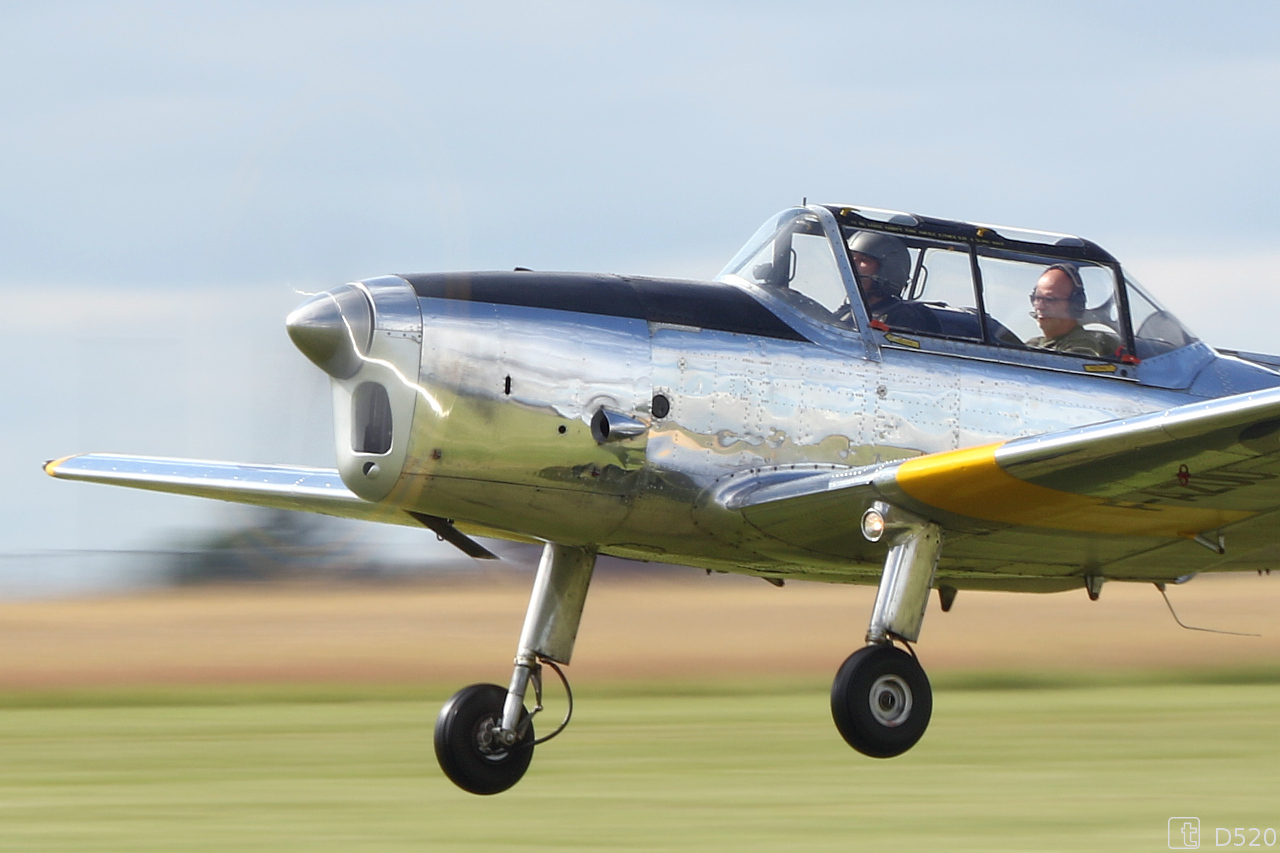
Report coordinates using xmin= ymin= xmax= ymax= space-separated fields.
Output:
xmin=287 ymin=275 xmax=423 ymax=503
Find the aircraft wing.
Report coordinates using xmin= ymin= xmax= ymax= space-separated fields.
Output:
xmin=43 ymin=454 xmax=500 ymax=559
xmin=715 ymin=386 xmax=1280 ymax=580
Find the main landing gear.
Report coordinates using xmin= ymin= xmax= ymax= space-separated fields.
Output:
xmin=832 ymin=502 xmax=942 ymax=758
xmin=434 ymin=543 xmax=595 ymax=795
xmin=435 ymin=502 xmax=942 ymax=791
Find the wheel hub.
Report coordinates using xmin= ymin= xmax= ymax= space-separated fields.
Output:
xmin=868 ymin=674 xmax=913 ymax=727
xmin=474 ymin=717 xmax=510 ymax=759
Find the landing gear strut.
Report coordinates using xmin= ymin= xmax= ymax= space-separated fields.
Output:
xmin=833 ymin=502 xmax=941 ymax=758
xmin=434 ymin=543 xmax=596 ymax=795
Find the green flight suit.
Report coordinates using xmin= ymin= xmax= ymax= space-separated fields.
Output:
xmin=1025 ymin=324 xmax=1120 ymax=358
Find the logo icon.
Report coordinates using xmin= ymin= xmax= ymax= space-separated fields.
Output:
xmin=1169 ymin=817 xmax=1200 ymax=849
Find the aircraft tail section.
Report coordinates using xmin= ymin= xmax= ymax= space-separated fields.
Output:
xmin=1216 ymin=348 xmax=1280 ymax=373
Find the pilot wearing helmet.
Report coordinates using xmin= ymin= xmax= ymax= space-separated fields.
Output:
xmin=846 ymin=231 xmax=941 ymax=334
xmin=1025 ymin=264 xmax=1120 ymax=358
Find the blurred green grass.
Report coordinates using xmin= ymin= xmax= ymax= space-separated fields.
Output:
xmin=2 ymin=682 xmax=1277 ymax=852
xmin=5 ymin=662 xmax=1280 ymax=709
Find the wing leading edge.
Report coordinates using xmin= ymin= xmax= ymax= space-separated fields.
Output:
xmin=43 ymin=454 xmax=500 ymax=559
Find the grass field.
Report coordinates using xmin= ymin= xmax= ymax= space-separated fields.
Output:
xmin=2 ymin=574 xmax=1279 ymax=850
xmin=2 ymin=683 xmax=1278 ymax=851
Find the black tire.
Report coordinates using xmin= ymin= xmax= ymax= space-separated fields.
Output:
xmin=434 ymin=683 xmax=534 ymax=795
xmin=831 ymin=644 xmax=931 ymax=758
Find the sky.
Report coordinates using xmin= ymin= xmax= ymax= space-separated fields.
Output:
xmin=3 ymin=1 xmax=1279 ymax=595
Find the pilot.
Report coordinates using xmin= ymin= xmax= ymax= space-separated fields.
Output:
xmin=846 ymin=231 xmax=941 ymax=334
xmin=1025 ymin=264 xmax=1120 ymax=358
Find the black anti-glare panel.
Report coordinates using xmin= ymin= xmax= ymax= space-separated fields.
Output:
xmin=400 ymin=271 xmax=810 ymax=342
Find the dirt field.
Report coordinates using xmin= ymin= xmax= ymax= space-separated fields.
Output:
xmin=2 ymin=571 xmax=1279 ymax=689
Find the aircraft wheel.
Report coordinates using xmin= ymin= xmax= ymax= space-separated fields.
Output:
xmin=831 ymin=644 xmax=931 ymax=758
xmin=434 ymin=683 xmax=535 ymax=795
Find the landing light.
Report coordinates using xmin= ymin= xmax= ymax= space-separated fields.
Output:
xmin=861 ymin=507 xmax=886 ymax=542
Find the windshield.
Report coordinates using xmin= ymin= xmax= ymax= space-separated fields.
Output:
xmin=1123 ymin=273 xmax=1198 ymax=359
xmin=718 ymin=209 xmax=855 ymax=329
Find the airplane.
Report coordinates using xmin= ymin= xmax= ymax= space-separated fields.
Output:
xmin=45 ymin=203 xmax=1280 ymax=795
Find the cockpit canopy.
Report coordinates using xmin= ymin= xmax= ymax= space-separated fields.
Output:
xmin=718 ymin=206 xmax=1197 ymax=362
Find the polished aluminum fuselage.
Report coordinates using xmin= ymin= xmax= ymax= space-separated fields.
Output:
xmin=325 ymin=256 xmax=1280 ymax=590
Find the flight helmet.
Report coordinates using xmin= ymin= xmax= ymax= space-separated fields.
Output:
xmin=847 ymin=231 xmax=912 ymax=298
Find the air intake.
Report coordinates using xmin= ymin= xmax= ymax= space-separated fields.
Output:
xmin=352 ymin=382 xmax=393 ymax=454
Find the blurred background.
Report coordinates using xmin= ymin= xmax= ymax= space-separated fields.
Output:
xmin=3 ymin=1 xmax=1279 ymax=598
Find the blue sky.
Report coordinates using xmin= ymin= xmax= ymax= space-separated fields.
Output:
xmin=3 ymin=2 xmax=1279 ymax=594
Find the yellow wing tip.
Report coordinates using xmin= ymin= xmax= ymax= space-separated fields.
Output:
xmin=43 ymin=455 xmax=75 ymax=477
